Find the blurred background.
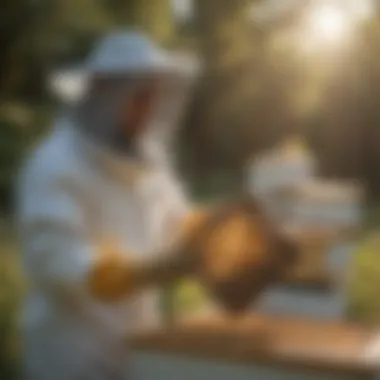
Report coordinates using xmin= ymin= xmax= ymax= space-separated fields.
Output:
xmin=3 ymin=0 xmax=380 ymax=378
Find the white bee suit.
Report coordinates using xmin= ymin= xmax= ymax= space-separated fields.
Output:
xmin=17 ymin=31 xmax=198 ymax=380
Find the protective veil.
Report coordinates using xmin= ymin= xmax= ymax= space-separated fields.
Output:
xmin=17 ymin=31 xmax=198 ymax=380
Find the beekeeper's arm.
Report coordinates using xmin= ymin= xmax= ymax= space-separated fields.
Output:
xmin=88 ymin=184 xmax=209 ymax=302
xmin=89 ymin=181 xmax=209 ymax=302
xmin=19 ymin=183 xmax=206 ymax=304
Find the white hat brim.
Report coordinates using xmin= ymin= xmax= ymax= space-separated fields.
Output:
xmin=49 ymin=54 xmax=200 ymax=105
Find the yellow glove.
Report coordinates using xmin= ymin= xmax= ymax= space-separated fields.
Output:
xmin=88 ymin=240 xmax=139 ymax=303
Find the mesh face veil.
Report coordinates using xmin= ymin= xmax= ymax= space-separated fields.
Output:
xmin=73 ymin=68 xmax=195 ymax=173
xmin=73 ymin=76 xmax=152 ymax=156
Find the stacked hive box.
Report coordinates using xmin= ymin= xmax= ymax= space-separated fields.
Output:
xmin=247 ymin=138 xmax=363 ymax=320
xmin=287 ymin=180 xmax=363 ymax=232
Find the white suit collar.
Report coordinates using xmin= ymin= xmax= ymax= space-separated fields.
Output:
xmin=54 ymin=116 xmax=148 ymax=186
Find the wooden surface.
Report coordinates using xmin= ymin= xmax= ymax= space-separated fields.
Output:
xmin=130 ymin=313 xmax=380 ymax=375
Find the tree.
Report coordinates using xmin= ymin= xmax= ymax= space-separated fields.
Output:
xmin=316 ymin=15 xmax=380 ymax=198
xmin=180 ymin=0 xmax=296 ymax=192
xmin=103 ymin=0 xmax=175 ymax=44
xmin=0 ymin=0 xmax=40 ymax=100
xmin=182 ymin=0 xmax=254 ymax=183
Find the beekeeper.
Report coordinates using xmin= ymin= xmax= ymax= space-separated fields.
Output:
xmin=17 ymin=31 xmax=201 ymax=380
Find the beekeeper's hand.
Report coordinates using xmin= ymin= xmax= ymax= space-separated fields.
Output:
xmin=88 ymin=240 xmax=140 ymax=302
xmin=88 ymin=209 xmax=211 ymax=302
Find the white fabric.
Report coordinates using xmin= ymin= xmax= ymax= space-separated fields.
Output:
xmin=86 ymin=31 xmax=197 ymax=77
xmin=17 ymin=117 xmax=190 ymax=380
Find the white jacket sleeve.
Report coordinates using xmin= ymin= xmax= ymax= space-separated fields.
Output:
xmin=163 ymin=171 xmax=191 ymax=219
xmin=18 ymin=177 xmax=95 ymax=296
xmin=162 ymin=174 xmax=193 ymax=241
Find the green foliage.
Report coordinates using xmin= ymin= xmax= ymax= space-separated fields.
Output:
xmin=174 ymin=280 xmax=209 ymax=316
xmin=104 ymin=0 xmax=174 ymax=44
xmin=347 ymin=232 xmax=380 ymax=324
xmin=0 ymin=226 xmax=23 ymax=380
xmin=0 ymin=102 xmax=54 ymax=213
xmin=0 ymin=107 xmax=32 ymax=213
xmin=160 ymin=280 xmax=209 ymax=322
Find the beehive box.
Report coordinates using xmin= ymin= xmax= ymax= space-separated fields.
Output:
xmin=288 ymin=180 xmax=363 ymax=232
xmin=282 ymin=225 xmax=358 ymax=284
xmin=282 ymin=227 xmax=338 ymax=286
xmin=255 ymin=231 xmax=357 ymax=320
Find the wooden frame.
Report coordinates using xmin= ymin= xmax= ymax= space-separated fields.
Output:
xmin=130 ymin=313 xmax=379 ymax=377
